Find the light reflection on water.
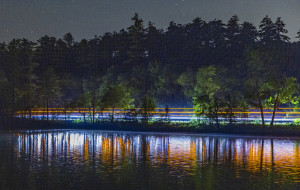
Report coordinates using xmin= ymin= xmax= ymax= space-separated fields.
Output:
xmin=0 ymin=130 xmax=300 ymax=189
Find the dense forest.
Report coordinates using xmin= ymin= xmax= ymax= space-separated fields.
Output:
xmin=1 ymin=13 xmax=300 ymax=126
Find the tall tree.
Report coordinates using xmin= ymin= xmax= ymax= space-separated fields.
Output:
xmin=6 ymin=39 xmax=22 ymax=116
xmin=36 ymin=35 xmax=57 ymax=71
xmin=145 ymin=22 xmax=163 ymax=62
xmin=18 ymin=39 xmax=37 ymax=119
xmin=63 ymin=33 xmax=77 ymax=75
xmin=244 ymin=49 xmax=272 ymax=127
xmin=240 ymin=22 xmax=258 ymax=46
xmin=259 ymin=15 xmax=276 ymax=44
xmin=193 ymin=66 xmax=222 ymax=127
xmin=38 ymin=67 xmax=61 ymax=120
xmin=88 ymin=36 xmax=102 ymax=123
xmin=268 ymin=77 xmax=298 ymax=126
xmin=226 ymin=15 xmax=240 ymax=45
xmin=126 ymin=13 xmax=145 ymax=68
xmin=274 ymin=17 xmax=290 ymax=42
xmin=225 ymin=15 xmax=242 ymax=68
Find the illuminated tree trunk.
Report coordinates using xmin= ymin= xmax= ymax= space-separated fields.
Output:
xmin=111 ymin=106 xmax=115 ymax=123
xmin=89 ymin=106 xmax=92 ymax=122
xmin=229 ymin=108 xmax=233 ymax=124
xmin=214 ymin=104 xmax=219 ymax=128
xmin=270 ymin=94 xmax=279 ymax=127
xmin=92 ymin=95 xmax=95 ymax=123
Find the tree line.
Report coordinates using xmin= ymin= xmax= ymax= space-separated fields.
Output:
xmin=1 ymin=13 xmax=300 ymax=126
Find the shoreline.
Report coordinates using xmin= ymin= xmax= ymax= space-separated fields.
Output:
xmin=6 ymin=128 xmax=300 ymax=140
xmin=1 ymin=118 xmax=300 ymax=137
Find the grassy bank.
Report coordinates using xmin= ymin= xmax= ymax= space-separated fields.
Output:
xmin=1 ymin=118 xmax=300 ymax=137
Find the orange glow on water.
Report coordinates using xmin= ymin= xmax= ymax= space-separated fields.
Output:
xmin=14 ymin=132 xmax=300 ymax=184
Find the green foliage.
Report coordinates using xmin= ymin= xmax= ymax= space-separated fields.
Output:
xmin=192 ymin=66 xmax=222 ymax=124
xmin=76 ymin=90 xmax=92 ymax=108
xmin=139 ymin=95 xmax=156 ymax=123
xmin=194 ymin=66 xmax=220 ymax=99
xmin=100 ymin=83 xmax=134 ymax=122
xmin=293 ymin=118 xmax=300 ymax=125
xmin=268 ymin=77 xmax=299 ymax=106
xmin=178 ymin=69 xmax=196 ymax=98
xmin=148 ymin=61 xmax=172 ymax=102
xmin=101 ymin=84 xmax=134 ymax=109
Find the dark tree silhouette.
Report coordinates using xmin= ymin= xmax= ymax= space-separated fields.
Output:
xmin=0 ymin=14 xmax=299 ymax=127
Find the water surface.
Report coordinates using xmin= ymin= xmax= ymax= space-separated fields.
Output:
xmin=0 ymin=130 xmax=299 ymax=189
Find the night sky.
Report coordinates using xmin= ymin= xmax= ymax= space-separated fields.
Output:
xmin=0 ymin=0 xmax=299 ymax=42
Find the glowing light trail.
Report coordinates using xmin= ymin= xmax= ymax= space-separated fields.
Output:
xmin=15 ymin=107 xmax=300 ymax=123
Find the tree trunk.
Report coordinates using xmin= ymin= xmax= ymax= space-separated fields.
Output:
xmin=64 ymin=106 xmax=67 ymax=123
xmin=11 ymin=62 xmax=16 ymax=119
xmin=92 ymin=107 xmax=95 ymax=123
xmin=29 ymin=107 xmax=32 ymax=120
xmin=215 ymin=105 xmax=219 ymax=128
xmin=258 ymin=96 xmax=265 ymax=127
xmin=83 ymin=112 xmax=86 ymax=123
xmin=111 ymin=106 xmax=115 ymax=123
xmin=229 ymin=105 xmax=233 ymax=125
xmin=46 ymin=97 xmax=49 ymax=121
xmin=89 ymin=106 xmax=92 ymax=122
xmin=92 ymin=96 xmax=95 ymax=123
xmin=270 ymin=94 xmax=279 ymax=127
xmin=228 ymin=96 xmax=233 ymax=124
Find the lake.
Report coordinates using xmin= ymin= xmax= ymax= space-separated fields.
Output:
xmin=0 ymin=130 xmax=299 ymax=189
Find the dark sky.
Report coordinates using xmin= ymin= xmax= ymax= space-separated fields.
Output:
xmin=0 ymin=0 xmax=299 ymax=42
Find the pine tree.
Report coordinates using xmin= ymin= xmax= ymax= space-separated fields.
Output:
xmin=36 ymin=35 xmax=56 ymax=71
xmin=145 ymin=22 xmax=163 ymax=62
xmin=259 ymin=15 xmax=276 ymax=43
xmin=18 ymin=39 xmax=38 ymax=119
xmin=127 ymin=13 xmax=145 ymax=65
xmin=226 ymin=15 xmax=240 ymax=43
xmin=274 ymin=17 xmax=290 ymax=42
xmin=296 ymin=29 xmax=300 ymax=40
xmin=240 ymin=22 xmax=258 ymax=45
